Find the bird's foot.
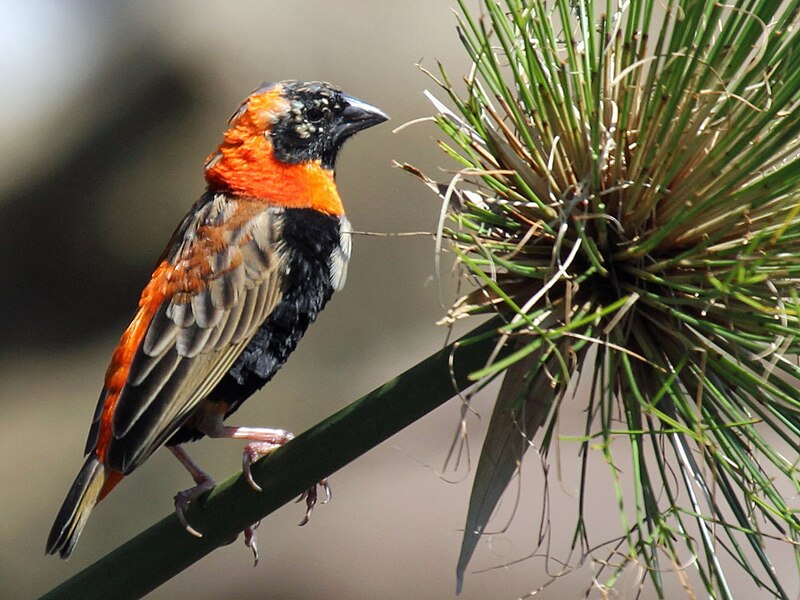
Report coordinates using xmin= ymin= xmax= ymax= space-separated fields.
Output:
xmin=243 ymin=520 xmax=262 ymax=566
xmin=169 ymin=445 xmax=217 ymax=537
xmin=297 ymin=478 xmax=332 ymax=526
xmin=241 ymin=437 xmax=293 ymax=492
xmin=173 ymin=474 xmax=215 ymax=538
xmin=240 ymin=437 xmax=331 ymax=525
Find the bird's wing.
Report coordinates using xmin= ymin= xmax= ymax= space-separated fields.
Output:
xmin=86 ymin=193 xmax=286 ymax=474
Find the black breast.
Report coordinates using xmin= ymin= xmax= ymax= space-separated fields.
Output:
xmin=167 ymin=208 xmax=343 ymax=445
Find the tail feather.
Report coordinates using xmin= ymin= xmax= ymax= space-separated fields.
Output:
xmin=46 ymin=455 xmax=106 ymax=559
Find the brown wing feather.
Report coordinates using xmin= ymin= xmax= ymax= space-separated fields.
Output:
xmin=103 ymin=196 xmax=284 ymax=474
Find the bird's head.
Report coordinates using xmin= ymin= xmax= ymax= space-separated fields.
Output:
xmin=267 ymin=81 xmax=389 ymax=168
xmin=204 ymin=81 xmax=388 ymax=214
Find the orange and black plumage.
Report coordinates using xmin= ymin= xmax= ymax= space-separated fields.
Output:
xmin=46 ymin=81 xmax=387 ymax=559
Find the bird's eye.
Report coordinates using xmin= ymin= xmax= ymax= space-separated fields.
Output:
xmin=306 ymin=106 xmax=325 ymax=122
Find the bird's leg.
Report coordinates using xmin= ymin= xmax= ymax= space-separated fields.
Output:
xmin=197 ymin=413 xmax=331 ymax=525
xmin=213 ymin=426 xmax=293 ymax=492
xmin=169 ymin=444 xmax=259 ymax=564
xmin=169 ymin=445 xmax=215 ymax=538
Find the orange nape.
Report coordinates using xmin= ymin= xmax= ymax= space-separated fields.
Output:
xmin=204 ymin=85 xmax=345 ymax=216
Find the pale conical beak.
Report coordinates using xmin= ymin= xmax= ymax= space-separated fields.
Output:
xmin=335 ymin=95 xmax=389 ymax=143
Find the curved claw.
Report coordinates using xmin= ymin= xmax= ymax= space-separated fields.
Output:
xmin=297 ymin=479 xmax=332 ymax=526
xmin=169 ymin=445 xmax=216 ymax=537
xmin=242 ymin=440 xmax=291 ymax=492
xmin=174 ymin=491 xmax=205 ymax=538
xmin=173 ymin=476 xmax=215 ymax=538
xmin=242 ymin=450 xmax=264 ymax=493
xmin=244 ymin=521 xmax=262 ymax=566
xmin=320 ymin=479 xmax=332 ymax=505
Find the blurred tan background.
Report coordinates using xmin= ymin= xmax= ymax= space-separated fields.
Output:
xmin=2 ymin=2 xmax=796 ymax=599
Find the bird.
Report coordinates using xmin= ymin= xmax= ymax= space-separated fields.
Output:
xmin=46 ymin=80 xmax=388 ymax=560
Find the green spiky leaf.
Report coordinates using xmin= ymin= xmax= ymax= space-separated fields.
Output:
xmin=412 ymin=0 xmax=800 ymax=596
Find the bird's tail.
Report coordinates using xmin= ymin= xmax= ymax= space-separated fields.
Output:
xmin=46 ymin=454 xmax=108 ymax=559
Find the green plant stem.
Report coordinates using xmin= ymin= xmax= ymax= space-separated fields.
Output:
xmin=39 ymin=320 xmax=505 ymax=600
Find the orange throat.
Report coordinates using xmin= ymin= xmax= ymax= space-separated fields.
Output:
xmin=204 ymin=89 xmax=344 ymax=215
xmin=205 ymin=147 xmax=344 ymax=215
